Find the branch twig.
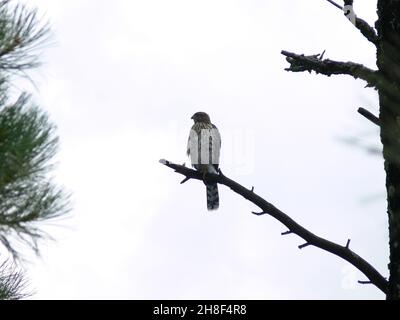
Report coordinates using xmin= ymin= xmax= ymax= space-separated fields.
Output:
xmin=299 ymin=243 xmax=311 ymax=249
xmin=358 ymin=280 xmax=373 ymax=285
xmin=160 ymin=159 xmax=388 ymax=294
xmin=180 ymin=177 xmax=191 ymax=184
xmin=326 ymin=0 xmax=342 ymax=10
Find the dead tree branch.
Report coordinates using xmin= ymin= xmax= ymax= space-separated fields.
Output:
xmin=326 ymin=0 xmax=342 ymax=10
xmin=160 ymin=159 xmax=388 ymax=294
xmin=281 ymin=50 xmax=400 ymax=105
xmin=358 ymin=107 xmax=380 ymax=126
xmin=281 ymin=50 xmax=379 ymax=87
xmin=325 ymin=0 xmax=379 ymax=46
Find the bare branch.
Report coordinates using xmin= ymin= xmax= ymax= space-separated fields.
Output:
xmin=326 ymin=0 xmax=342 ymax=10
xmin=358 ymin=107 xmax=380 ymax=126
xmin=180 ymin=177 xmax=191 ymax=184
xmin=160 ymin=159 xmax=389 ymax=294
xmin=354 ymin=17 xmax=379 ymax=46
xmin=281 ymin=50 xmax=379 ymax=87
xmin=252 ymin=211 xmax=268 ymax=216
xmin=358 ymin=280 xmax=373 ymax=285
xmin=325 ymin=0 xmax=379 ymax=46
xmin=299 ymin=243 xmax=311 ymax=249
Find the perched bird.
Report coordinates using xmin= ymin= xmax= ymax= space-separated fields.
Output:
xmin=187 ymin=112 xmax=221 ymax=210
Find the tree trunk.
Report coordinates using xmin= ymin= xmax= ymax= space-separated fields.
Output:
xmin=376 ymin=0 xmax=400 ymax=300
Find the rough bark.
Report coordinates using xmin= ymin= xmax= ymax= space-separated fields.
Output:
xmin=376 ymin=0 xmax=400 ymax=300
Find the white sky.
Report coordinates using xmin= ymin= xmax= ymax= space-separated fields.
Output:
xmin=12 ymin=0 xmax=388 ymax=299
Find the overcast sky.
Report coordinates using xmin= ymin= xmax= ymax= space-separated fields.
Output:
xmin=13 ymin=0 xmax=388 ymax=299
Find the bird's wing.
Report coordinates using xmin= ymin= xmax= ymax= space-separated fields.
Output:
xmin=187 ymin=127 xmax=199 ymax=165
xmin=186 ymin=132 xmax=191 ymax=156
xmin=210 ymin=124 xmax=221 ymax=164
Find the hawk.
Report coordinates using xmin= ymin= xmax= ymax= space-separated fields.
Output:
xmin=187 ymin=112 xmax=221 ymax=210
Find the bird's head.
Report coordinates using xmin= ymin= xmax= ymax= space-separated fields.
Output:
xmin=191 ymin=112 xmax=211 ymax=123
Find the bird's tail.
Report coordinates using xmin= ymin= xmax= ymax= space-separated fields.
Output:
xmin=206 ymin=183 xmax=219 ymax=211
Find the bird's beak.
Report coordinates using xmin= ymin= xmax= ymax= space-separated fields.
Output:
xmin=191 ymin=115 xmax=194 ymax=120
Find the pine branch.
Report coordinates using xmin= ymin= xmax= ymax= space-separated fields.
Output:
xmin=0 ymin=1 xmax=51 ymax=73
xmin=0 ymin=0 xmax=69 ymax=298
xmin=160 ymin=159 xmax=389 ymax=294
xmin=325 ymin=0 xmax=379 ymax=46
xmin=0 ymin=93 xmax=71 ymax=260
xmin=0 ymin=259 xmax=30 ymax=300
